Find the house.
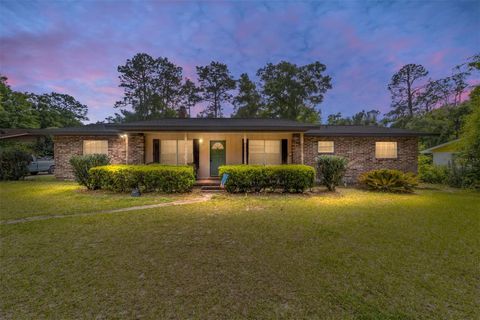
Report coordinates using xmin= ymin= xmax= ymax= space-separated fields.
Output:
xmin=421 ymin=139 xmax=461 ymax=166
xmin=46 ymin=119 xmax=430 ymax=182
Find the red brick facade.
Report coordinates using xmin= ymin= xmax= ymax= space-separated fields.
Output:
xmin=53 ymin=134 xmax=144 ymax=179
xmin=292 ymin=134 xmax=418 ymax=183
xmin=53 ymin=133 xmax=417 ymax=182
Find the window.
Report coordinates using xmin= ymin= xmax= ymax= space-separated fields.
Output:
xmin=375 ymin=142 xmax=397 ymax=159
xmin=83 ymin=140 xmax=108 ymax=155
xmin=160 ymin=140 xmax=193 ymax=165
xmin=249 ymin=140 xmax=281 ymax=165
xmin=318 ymin=141 xmax=334 ymax=153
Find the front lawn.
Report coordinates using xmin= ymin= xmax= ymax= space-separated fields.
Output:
xmin=0 ymin=176 xmax=182 ymax=220
xmin=0 ymin=180 xmax=479 ymax=318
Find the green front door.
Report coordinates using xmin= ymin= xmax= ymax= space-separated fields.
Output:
xmin=210 ymin=140 xmax=226 ymax=177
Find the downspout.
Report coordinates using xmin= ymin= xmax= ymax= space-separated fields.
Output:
xmin=300 ymin=132 xmax=304 ymax=165
xmin=184 ymin=132 xmax=188 ymax=165
xmin=243 ymin=132 xmax=247 ymax=164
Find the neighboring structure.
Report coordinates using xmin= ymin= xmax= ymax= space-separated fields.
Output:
xmin=421 ymin=139 xmax=461 ymax=166
xmin=45 ymin=119 xmax=430 ymax=182
xmin=0 ymin=128 xmax=48 ymax=144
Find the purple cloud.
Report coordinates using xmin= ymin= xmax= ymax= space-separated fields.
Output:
xmin=0 ymin=0 xmax=478 ymax=122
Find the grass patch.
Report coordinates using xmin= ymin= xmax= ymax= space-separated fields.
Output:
xmin=0 ymin=176 xmax=181 ymax=220
xmin=0 ymin=180 xmax=479 ymax=318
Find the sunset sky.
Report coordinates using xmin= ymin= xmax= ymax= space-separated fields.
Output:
xmin=1 ymin=0 xmax=479 ymax=123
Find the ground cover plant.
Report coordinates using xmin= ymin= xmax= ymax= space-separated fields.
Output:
xmin=0 ymin=179 xmax=478 ymax=319
xmin=0 ymin=176 xmax=177 ymax=221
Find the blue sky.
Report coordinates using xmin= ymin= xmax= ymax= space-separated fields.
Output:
xmin=1 ymin=0 xmax=479 ymax=122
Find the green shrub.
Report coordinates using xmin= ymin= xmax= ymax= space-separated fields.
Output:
xmin=69 ymin=154 xmax=110 ymax=189
xmin=219 ymin=165 xmax=315 ymax=193
xmin=358 ymin=169 xmax=418 ymax=193
xmin=88 ymin=164 xmax=195 ymax=193
xmin=0 ymin=147 xmax=31 ymax=180
xmin=447 ymin=159 xmax=480 ymax=189
xmin=316 ymin=155 xmax=348 ymax=191
xmin=418 ymin=154 xmax=448 ymax=184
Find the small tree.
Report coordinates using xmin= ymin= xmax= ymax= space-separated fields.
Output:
xmin=69 ymin=154 xmax=110 ymax=189
xmin=316 ymin=155 xmax=348 ymax=191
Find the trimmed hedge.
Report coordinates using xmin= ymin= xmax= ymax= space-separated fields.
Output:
xmin=358 ymin=169 xmax=418 ymax=193
xmin=219 ymin=164 xmax=315 ymax=193
xmin=88 ymin=164 xmax=195 ymax=193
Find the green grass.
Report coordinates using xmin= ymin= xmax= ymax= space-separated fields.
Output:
xmin=1 ymin=180 xmax=479 ymax=319
xmin=0 ymin=176 xmax=179 ymax=220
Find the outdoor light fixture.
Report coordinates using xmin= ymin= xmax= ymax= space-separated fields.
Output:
xmin=120 ymin=134 xmax=127 ymax=139
xmin=199 ymin=138 xmax=203 ymax=143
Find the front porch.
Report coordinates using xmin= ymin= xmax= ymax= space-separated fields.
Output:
xmin=144 ymin=132 xmax=302 ymax=179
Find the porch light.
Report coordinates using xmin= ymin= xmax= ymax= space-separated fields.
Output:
xmin=199 ymin=138 xmax=203 ymax=143
xmin=120 ymin=134 xmax=127 ymax=139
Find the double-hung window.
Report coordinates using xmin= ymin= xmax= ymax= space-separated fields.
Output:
xmin=249 ymin=140 xmax=281 ymax=165
xmin=318 ymin=141 xmax=334 ymax=153
xmin=83 ymin=140 xmax=108 ymax=155
xmin=160 ymin=140 xmax=193 ymax=165
xmin=375 ymin=142 xmax=397 ymax=159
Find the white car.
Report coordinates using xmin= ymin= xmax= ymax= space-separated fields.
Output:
xmin=28 ymin=156 xmax=55 ymax=175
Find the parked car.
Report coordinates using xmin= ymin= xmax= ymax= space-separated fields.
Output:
xmin=28 ymin=156 xmax=55 ymax=175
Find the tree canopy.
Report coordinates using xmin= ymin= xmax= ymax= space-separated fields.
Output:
xmin=196 ymin=61 xmax=236 ymax=118
xmin=257 ymin=61 xmax=332 ymax=123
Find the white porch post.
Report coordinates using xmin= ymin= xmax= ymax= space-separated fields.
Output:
xmin=184 ymin=132 xmax=188 ymax=165
xmin=300 ymin=132 xmax=304 ymax=164
xmin=243 ymin=132 xmax=247 ymax=164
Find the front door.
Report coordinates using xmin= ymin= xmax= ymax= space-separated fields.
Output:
xmin=210 ymin=140 xmax=226 ymax=177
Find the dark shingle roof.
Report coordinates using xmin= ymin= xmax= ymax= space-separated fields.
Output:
xmin=305 ymin=125 xmax=434 ymax=137
xmin=39 ymin=119 xmax=434 ymax=136
xmin=42 ymin=124 xmax=120 ymax=136
xmin=115 ymin=118 xmax=317 ymax=132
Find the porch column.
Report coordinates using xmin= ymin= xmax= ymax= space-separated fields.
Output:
xmin=243 ymin=132 xmax=247 ymax=164
xmin=300 ymin=133 xmax=304 ymax=164
xmin=184 ymin=132 xmax=188 ymax=165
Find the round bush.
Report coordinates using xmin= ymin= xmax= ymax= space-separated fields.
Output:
xmin=316 ymin=155 xmax=348 ymax=191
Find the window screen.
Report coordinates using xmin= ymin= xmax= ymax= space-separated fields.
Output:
xmin=248 ymin=140 xmax=281 ymax=165
xmin=83 ymin=140 xmax=108 ymax=155
xmin=160 ymin=140 xmax=193 ymax=165
xmin=318 ymin=141 xmax=334 ymax=153
xmin=375 ymin=142 xmax=397 ymax=159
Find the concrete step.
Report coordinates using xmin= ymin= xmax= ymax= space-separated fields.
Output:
xmin=200 ymin=185 xmax=224 ymax=192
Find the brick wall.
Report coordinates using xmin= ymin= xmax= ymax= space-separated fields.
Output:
xmin=53 ymin=134 xmax=145 ymax=180
xmin=292 ymin=135 xmax=418 ymax=183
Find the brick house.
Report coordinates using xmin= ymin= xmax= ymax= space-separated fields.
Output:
xmin=46 ymin=119 xmax=429 ymax=182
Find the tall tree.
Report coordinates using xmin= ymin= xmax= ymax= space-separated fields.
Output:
xmin=115 ymin=53 xmax=183 ymax=121
xmin=327 ymin=109 xmax=381 ymax=126
xmin=386 ymin=64 xmax=428 ymax=126
xmin=257 ymin=61 xmax=332 ymax=123
xmin=196 ymin=61 xmax=236 ymax=118
xmin=177 ymin=78 xmax=200 ymax=118
xmin=232 ymin=73 xmax=263 ymax=118
xmin=30 ymin=92 xmax=88 ymax=128
xmin=0 ymin=75 xmax=39 ymax=128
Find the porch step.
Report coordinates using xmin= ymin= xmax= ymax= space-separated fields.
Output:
xmin=195 ymin=178 xmax=220 ymax=186
xmin=200 ymin=185 xmax=224 ymax=192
